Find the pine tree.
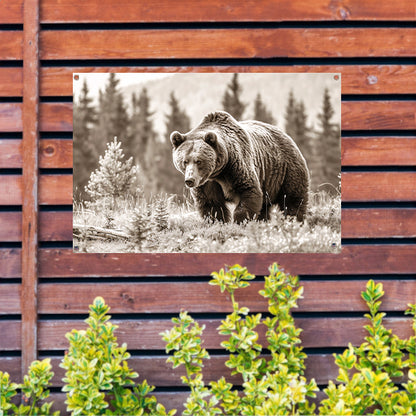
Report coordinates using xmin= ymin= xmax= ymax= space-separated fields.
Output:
xmin=73 ymin=79 xmax=97 ymax=201
xmin=148 ymin=91 xmax=192 ymax=197
xmin=85 ymin=137 xmax=137 ymax=209
xmin=92 ymin=74 xmax=129 ymax=159
xmin=284 ymin=90 xmax=297 ymax=139
xmin=253 ymin=93 xmax=276 ymax=124
xmin=130 ymin=87 xmax=157 ymax=170
xmin=221 ymin=74 xmax=247 ymax=120
xmin=317 ymin=88 xmax=340 ymax=190
xmin=153 ymin=196 xmax=169 ymax=231
xmin=126 ymin=208 xmax=151 ymax=252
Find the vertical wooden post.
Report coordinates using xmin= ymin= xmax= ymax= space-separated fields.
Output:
xmin=21 ymin=0 xmax=40 ymax=376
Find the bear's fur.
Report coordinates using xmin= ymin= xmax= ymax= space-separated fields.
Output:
xmin=170 ymin=111 xmax=309 ymax=224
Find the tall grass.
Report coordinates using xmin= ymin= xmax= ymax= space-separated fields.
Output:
xmin=73 ymin=190 xmax=341 ymax=253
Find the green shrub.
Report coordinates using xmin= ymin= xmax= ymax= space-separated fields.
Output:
xmin=0 ymin=358 xmax=58 ymax=416
xmin=162 ymin=264 xmax=415 ymax=416
xmin=161 ymin=264 xmax=318 ymax=416
xmin=60 ymin=297 xmax=174 ymax=416
xmin=319 ymin=280 xmax=416 ymax=415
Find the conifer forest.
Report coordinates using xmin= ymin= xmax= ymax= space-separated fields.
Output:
xmin=73 ymin=73 xmax=341 ymax=253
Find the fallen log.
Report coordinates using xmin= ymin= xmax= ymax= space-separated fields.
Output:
xmin=73 ymin=223 xmax=130 ymax=240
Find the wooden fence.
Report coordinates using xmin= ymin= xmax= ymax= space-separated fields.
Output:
xmin=0 ymin=0 xmax=415 ymax=413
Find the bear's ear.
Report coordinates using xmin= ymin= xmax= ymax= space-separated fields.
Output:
xmin=204 ymin=131 xmax=217 ymax=147
xmin=170 ymin=131 xmax=186 ymax=148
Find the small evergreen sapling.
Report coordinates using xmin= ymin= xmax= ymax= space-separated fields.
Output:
xmin=85 ymin=137 xmax=137 ymax=209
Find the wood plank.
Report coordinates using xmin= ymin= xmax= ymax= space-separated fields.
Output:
xmin=342 ymin=208 xmax=416 ymax=238
xmin=342 ymin=172 xmax=416 ymax=202
xmin=3 ymin=245 xmax=416 ymax=279
xmin=2 ymin=137 xmax=414 ymax=170
xmin=0 ymin=175 xmax=72 ymax=205
xmin=0 ymin=103 xmax=22 ymax=132
xmin=2 ymin=172 xmax=415 ymax=205
xmin=0 ymin=284 xmax=21 ymax=314
xmin=39 ymin=65 xmax=416 ymax=96
xmin=342 ymin=101 xmax=415 ymax=130
xmin=37 ymin=280 xmax=416 ymax=314
xmin=0 ymin=32 xmax=23 ymax=60
xmin=3 ymin=208 xmax=415 ymax=243
xmin=0 ymin=68 xmax=23 ymax=97
xmin=21 ymin=0 xmax=40 ymax=376
xmin=39 ymin=0 xmax=416 ymax=23
xmin=36 ymin=245 xmax=416 ymax=277
xmin=37 ymin=101 xmax=416 ymax=132
xmin=0 ymin=139 xmax=73 ymax=169
xmin=0 ymin=0 xmax=23 ymax=24
xmin=342 ymin=137 xmax=416 ymax=166
xmin=37 ymin=317 xmax=413 ymax=351
xmin=0 ymin=321 xmax=21 ymax=350
xmin=0 ymin=249 xmax=21 ymax=279
xmin=40 ymin=29 xmax=416 ymax=60
xmin=0 ymin=211 xmax=74 ymax=242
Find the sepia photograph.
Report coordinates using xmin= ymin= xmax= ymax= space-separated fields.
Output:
xmin=73 ymin=72 xmax=341 ymax=253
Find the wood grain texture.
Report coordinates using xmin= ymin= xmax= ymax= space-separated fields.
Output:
xmin=37 ymin=280 xmax=416 ymax=314
xmin=342 ymin=172 xmax=416 ymax=202
xmin=342 ymin=208 xmax=416 ymax=238
xmin=2 ymin=101 xmax=413 ymax=133
xmin=0 ymin=321 xmax=21 ymax=350
xmin=39 ymin=0 xmax=416 ymax=23
xmin=342 ymin=137 xmax=416 ymax=166
xmin=36 ymin=317 xmax=413 ymax=351
xmin=40 ymin=29 xmax=416 ymax=60
xmin=2 ymin=138 xmax=414 ymax=169
xmin=21 ymin=0 xmax=40 ymax=376
xmin=0 ymin=284 xmax=21 ymax=314
xmin=0 ymin=0 xmax=23 ymax=24
xmin=31 ymin=246 xmax=416 ymax=277
xmin=0 ymin=104 xmax=22 ymax=132
xmin=36 ymin=101 xmax=416 ymax=132
xmin=342 ymin=101 xmax=415 ymax=130
xmin=0 ymin=139 xmax=73 ymax=169
xmin=37 ymin=65 xmax=416 ymax=96
xmin=0 ymin=32 xmax=23 ymax=60
xmin=0 ymin=68 xmax=23 ymax=97
xmin=2 ymin=209 xmax=415 ymax=242
xmin=0 ymin=353 xmax=406 ymax=390
xmin=1 ymin=172 xmax=415 ymax=205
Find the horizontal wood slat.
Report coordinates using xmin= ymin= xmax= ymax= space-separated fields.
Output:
xmin=38 ymin=0 xmax=416 ymax=23
xmin=342 ymin=137 xmax=416 ymax=166
xmin=2 ymin=138 xmax=415 ymax=169
xmin=1 ymin=101 xmax=415 ymax=132
xmin=40 ymin=29 xmax=416 ymax=60
xmin=36 ymin=317 xmax=413 ymax=351
xmin=0 ymin=32 xmax=22 ymax=60
xmin=1 ymin=353 xmax=407 ymax=390
xmin=342 ymin=101 xmax=415 ymax=130
xmin=3 ymin=172 xmax=415 ymax=205
xmin=3 ymin=208 xmax=414 ymax=242
xmin=0 ymin=321 xmax=20 ymax=350
xmin=342 ymin=208 xmax=416 ymax=238
xmin=2 ymin=66 xmax=415 ymax=97
xmin=1 ymin=246 xmax=415 ymax=278
xmin=2 ymin=0 xmax=415 ymax=24
xmin=0 ymin=284 xmax=21 ymax=314
xmin=341 ymin=172 xmax=416 ymax=202
xmin=37 ymin=280 xmax=416 ymax=314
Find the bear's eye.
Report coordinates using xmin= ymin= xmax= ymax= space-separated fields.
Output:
xmin=195 ymin=160 xmax=201 ymax=165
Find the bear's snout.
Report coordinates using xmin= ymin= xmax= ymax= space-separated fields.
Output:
xmin=185 ymin=178 xmax=195 ymax=188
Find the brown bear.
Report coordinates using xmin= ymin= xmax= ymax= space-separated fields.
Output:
xmin=170 ymin=111 xmax=309 ymax=224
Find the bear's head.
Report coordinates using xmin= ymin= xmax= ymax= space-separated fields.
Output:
xmin=170 ymin=130 xmax=224 ymax=188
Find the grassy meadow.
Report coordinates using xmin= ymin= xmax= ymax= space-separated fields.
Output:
xmin=73 ymin=190 xmax=341 ymax=254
